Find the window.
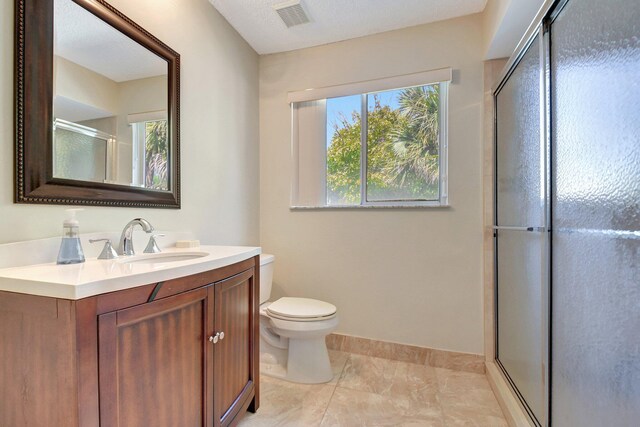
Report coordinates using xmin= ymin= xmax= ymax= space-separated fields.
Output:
xmin=131 ymin=117 xmax=169 ymax=191
xmin=291 ymin=69 xmax=449 ymax=208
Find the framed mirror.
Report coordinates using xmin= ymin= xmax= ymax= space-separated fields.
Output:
xmin=15 ymin=0 xmax=180 ymax=208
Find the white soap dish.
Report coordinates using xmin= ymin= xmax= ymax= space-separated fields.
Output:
xmin=175 ymin=240 xmax=200 ymax=248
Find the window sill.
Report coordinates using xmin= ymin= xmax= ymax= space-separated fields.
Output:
xmin=290 ymin=204 xmax=451 ymax=210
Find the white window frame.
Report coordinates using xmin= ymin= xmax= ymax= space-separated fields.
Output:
xmin=289 ymin=68 xmax=450 ymax=209
xmin=131 ymin=121 xmax=147 ymax=188
xmin=129 ymin=110 xmax=167 ymax=188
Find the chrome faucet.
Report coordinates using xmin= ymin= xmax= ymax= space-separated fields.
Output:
xmin=118 ymin=218 xmax=154 ymax=256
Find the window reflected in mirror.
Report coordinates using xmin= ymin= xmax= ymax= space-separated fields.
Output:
xmin=131 ymin=119 xmax=168 ymax=190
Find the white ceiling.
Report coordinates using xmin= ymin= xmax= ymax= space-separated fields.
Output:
xmin=210 ymin=0 xmax=488 ymax=55
xmin=54 ymin=0 xmax=167 ymax=82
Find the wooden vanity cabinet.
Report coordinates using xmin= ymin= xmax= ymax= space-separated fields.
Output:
xmin=0 ymin=256 xmax=260 ymax=427
xmin=213 ymin=268 xmax=257 ymax=426
xmin=97 ymin=286 xmax=213 ymax=427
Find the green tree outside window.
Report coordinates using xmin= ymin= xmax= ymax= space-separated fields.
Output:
xmin=145 ymin=120 xmax=168 ymax=190
xmin=327 ymin=85 xmax=440 ymax=204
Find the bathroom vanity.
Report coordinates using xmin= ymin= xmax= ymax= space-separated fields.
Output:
xmin=0 ymin=245 xmax=260 ymax=427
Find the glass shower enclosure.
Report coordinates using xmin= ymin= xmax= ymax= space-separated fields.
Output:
xmin=494 ymin=0 xmax=640 ymax=425
xmin=494 ymin=30 xmax=548 ymax=426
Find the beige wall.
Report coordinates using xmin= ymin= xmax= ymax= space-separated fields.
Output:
xmin=260 ymin=14 xmax=486 ymax=354
xmin=54 ymin=56 xmax=119 ymax=114
xmin=482 ymin=0 xmax=511 ymax=57
xmin=482 ymin=0 xmax=544 ymax=59
xmin=55 ymin=56 xmax=167 ymax=130
xmin=115 ymin=75 xmax=168 ymax=146
xmin=0 ymin=0 xmax=259 ymax=246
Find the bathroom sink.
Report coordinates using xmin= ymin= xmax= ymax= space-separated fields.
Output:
xmin=0 ymin=241 xmax=260 ymax=300
xmin=118 ymin=251 xmax=209 ymax=265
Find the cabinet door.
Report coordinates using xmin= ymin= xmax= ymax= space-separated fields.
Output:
xmin=213 ymin=268 xmax=257 ymax=427
xmin=98 ymin=287 xmax=214 ymax=427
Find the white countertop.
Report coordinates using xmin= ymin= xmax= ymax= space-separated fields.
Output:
xmin=0 ymin=245 xmax=261 ymax=300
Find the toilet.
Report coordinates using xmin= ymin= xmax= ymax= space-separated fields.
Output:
xmin=259 ymin=254 xmax=338 ymax=384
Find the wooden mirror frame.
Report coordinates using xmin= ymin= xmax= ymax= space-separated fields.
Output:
xmin=15 ymin=0 xmax=180 ymax=208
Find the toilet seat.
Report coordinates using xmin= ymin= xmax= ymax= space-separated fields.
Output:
xmin=266 ymin=297 xmax=337 ymax=322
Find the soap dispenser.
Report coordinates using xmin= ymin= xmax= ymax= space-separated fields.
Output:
xmin=57 ymin=209 xmax=86 ymax=265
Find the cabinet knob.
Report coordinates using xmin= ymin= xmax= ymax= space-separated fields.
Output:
xmin=219 ymin=331 xmax=225 ymax=340
xmin=209 ymin=333 xmax=220 ymax=344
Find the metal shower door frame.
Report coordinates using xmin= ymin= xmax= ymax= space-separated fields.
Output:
xmin=491 ymin=0 xmax=562 ymax=423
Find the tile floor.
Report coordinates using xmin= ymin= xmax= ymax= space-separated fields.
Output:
xmin=239 ymin=351 xmax=507 ymax=427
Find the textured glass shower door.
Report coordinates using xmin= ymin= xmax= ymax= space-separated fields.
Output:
xmin=550 ymin=0 xmax=640 ymax=425
xmin=495 ymin=32 xmax=547 ymax=425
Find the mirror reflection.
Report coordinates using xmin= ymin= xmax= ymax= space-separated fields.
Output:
xmin=53 ymin=0 xmax=170 ymax=191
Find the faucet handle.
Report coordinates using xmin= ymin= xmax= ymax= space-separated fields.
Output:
xmin=144 ymin=234 xmax=165 ymax=254
xmin=89 ymin=239 xmax=119 ymax=260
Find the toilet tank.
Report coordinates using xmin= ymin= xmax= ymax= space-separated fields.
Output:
xmin=259 ymin=254 xmax=275 ymax=304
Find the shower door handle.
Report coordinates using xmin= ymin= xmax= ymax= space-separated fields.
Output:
xmin=493 ymin=225 xmax=546 ymax=232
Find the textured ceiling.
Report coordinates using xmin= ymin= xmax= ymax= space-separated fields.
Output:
xmin=55 ymin=0 xmax=167 ymax=82
xmin=209 ymin=0 xmax=488 ymax=54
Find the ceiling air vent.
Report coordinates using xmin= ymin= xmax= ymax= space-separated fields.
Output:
xmin=273 ymin=0 xmax=310 ymax=28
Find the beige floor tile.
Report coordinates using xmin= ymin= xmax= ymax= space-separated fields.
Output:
xmin=337 ymin=354 xmax=398 ymax=395
xmin=320 ymin=387 xmax=445 ymax=427
xmin=435 ymin=368 xmax=494 ymax=394
xmin=328 ymin=350 xmax=349 ymax=385
xmin=238 ymin=376 xmax=335 ymax=427
xmin=388 ymin=362 xmax=439 ymax=400
xmin=435 ymin=368 xmax=507 ymax=427
xmin=384 ymin=362 xmax=445 ymax=421
xmin=440 ymin=404 xmax=508 ymax=427
xmin=242 ymin=355 xmax=507 ymax=427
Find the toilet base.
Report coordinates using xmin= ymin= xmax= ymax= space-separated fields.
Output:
xmin=260 ymin=335 xmax=334 ymax=384
xmin=287 ymin=336 xmax=333 ymax=383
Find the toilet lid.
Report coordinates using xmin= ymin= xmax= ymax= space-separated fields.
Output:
xmin=266 ymin=297 xmax=337 ymax=319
